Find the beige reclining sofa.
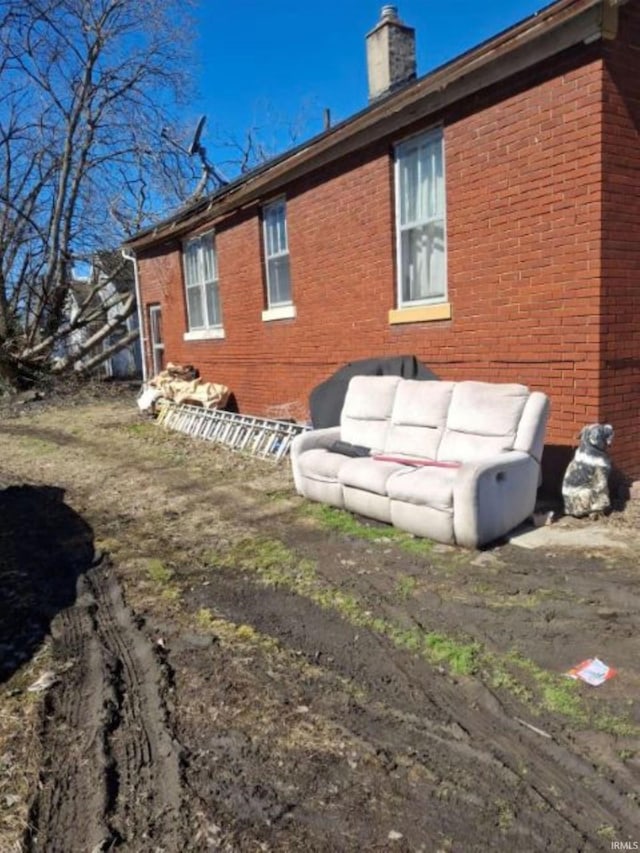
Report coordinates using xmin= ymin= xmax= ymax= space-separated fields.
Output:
xmin=291 ymin=376 xmax=549 ymax=548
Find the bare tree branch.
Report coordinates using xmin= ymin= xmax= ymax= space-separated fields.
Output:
xmin=0 ymin=0 xmax=203 ymax=386
xmin=61 ymin=325 xmax=140 ymax=377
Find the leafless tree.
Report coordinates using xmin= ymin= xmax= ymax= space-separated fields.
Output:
xmin=211 ymin=97 xmax=321 ymax=176
xmin=0 ymin=0 xmax=201 ymax=388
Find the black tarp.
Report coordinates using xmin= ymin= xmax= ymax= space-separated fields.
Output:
xmin=309 ymin=355 xmax=438 ymax=429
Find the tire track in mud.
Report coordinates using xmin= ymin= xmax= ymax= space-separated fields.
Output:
xmin=25 ymin=564 xmax=189 ymax=853
xmin=190 ymin=569 xmax=640 ymax=850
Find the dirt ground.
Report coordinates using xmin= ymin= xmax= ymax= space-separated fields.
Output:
xmin=1 ymin=385 xmax=639 ymax=852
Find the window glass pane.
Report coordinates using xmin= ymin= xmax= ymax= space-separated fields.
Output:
xmin=417 ymin=142 xmax=429 ymax=222
xmin=150 ymin=307 xmax=163 ymax=344
xmin=398 ymin=133 xmax=445 ymax=226
xmin=399 ymin=148 xmax=418 ymax=226
xmin=421 ymin=137 xmax=443 ymax=219
xmin=264 ymin=206 xmax=276 ymax=256
xmin=401 ymin=226 xmax=425 ymax=303
xmin=205 ymin=281 xmax=221 ymax=327
xmin=275 ymin=212 xmax=283 ymax=252
xmin=277 ymin=205 xmax=287 ymax=252
xmin=429 ymin=221 xmax=445 ymax=296
xmin=211 ymin=240 xmax=218 ymax=280
xmin=433 ymin=140 xmax=444 ymax=217
xmin=268 ymin=256 xmax=291 ymax=305
xmin=184 ymin=242 xmax=198 ymax=286
xmin=187 ymin=286 xmax=204 ymax=328
xmin=201 ymin=235 xmax=215 ymax=282
xmin=265 ymin=201 xmax=288 ymax=256
xmin=269 ymin=217 xmax=277 ymax=256
xmin=401 ymin=222 xmax=445 ymax=303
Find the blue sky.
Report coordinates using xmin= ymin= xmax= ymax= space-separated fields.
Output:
xmin=191 ymin=1 xmax=548 ymax=173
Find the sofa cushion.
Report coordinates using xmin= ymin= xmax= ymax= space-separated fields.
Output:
xmin=384 ymin=380 xmax=454 ymax=459
xmin=513 ymin=391 xmax=549 ymax=462
xmin=297 ymin=448 xmax=349 ymax=483
xmin=387 ymin=465 xmax=458 ymax=511
xmin=338 ymin=457 xmax=408 ymax=495
xmin=437 ymin=381 xmax=530 ymax=463
xmin=341 ymin=375 xmax=401 ymax=451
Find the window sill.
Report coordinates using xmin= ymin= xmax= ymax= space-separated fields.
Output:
xmin=262 ymin=304 xmax=297 ymax=322
xmin=388 ymin=303 xmax=452 ymax=325
xmin=183 ymin=328 xmax=225 ymax=341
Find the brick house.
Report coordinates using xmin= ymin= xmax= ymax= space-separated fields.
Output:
xmin=123 ymin=0 xmax=640 ymax=490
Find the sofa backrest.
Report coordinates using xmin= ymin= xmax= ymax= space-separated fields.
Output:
xmin=437 ymin=381 xmax=530 ymax=462
xmin=384 ymin=380 xmax=455 ymax=459
xmin=341 ymin=375 xmax=401 ymax=451
xmin=342 ymin=376 xmax=548 ymax=463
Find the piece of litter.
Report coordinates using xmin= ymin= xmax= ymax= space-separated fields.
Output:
xmin=388 ymin=830 xmax=403 ymax=841
xmin=27 ymin=671 xmax=59 ymax=692
xmin=514 ymin=717 xmax=552 ymax=739
xmin=566 ymin=657 xmax=617 ymax=686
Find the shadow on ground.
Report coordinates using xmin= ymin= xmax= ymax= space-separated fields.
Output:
xmin=0 ymin=485 xmax=95 ymax=683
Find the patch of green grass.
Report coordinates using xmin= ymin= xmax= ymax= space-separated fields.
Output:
xmin=541 ymin=683 xmax=586 ymax=722
xmin=397 ymin=536 xmax=436 ymax=557
xmin=424 ymin=632 xmax=480 ymax=676
xmin=485 ymin=588 xmax=558 ymax=610
xmin=160 ymin=586 xmax=180 ymax=602
xmin=596 ymin=825 xmax=616 ymax=841
xmin=264 ymin=487 xmax=294 ymax=502
xmin=503 ymin=653 xmax=587 ymax=723
xmin=395 ymin=574 xmax=417 ymax=600
xmin=211 ymin=537 xmax=638 ymax=735
xmin=146 ymin=558 xmax=174 ymax=585
xmin=389 ymin=627 xmax=423 ymax=653
xmin=486 ymin=651 xmax=639 ymax=736
xmin=195 ymin=607 xmax=279 ymax=651
xmin=218 ymin=538 xmax=316 ymax=592
xmin=495 ymin=799 xmax=515 ymax=832
xmin=595 ymin=714 xmax=638 ymax=738
xmin=489 ymin=665 xmax=534 ymax=704
xmin=17 ymin=436 xmax=55 ymax=455
xmin=213 ymin=537 xmax=477 ymax=674
xmin=145 ymin=557 xmax=182 ymax=603
xmin=196 ymin=607 xmax=218 ymax=631
xmin=307 ymin=504 xmax=434 ymax=557
xmin=617 ymin=749 xmax=636 ymax=761
xmin=125 ymin=422 xmax=154 ymax=437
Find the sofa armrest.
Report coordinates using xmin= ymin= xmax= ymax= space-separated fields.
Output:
xmin=291 ymin=426 xmax=342 ymax=493
xmin=291 ymin=426 xmax=341 ymax=458
xmin=453 ymin=451 xmax=540 ymax=548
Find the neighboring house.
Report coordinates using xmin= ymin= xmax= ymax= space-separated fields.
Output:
xmin=67 ymin=251 xmax=142 ymax=379
xmin=123 ymin=0 xmax=640 ymax=490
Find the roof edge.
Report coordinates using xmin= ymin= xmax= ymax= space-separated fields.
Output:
xmin=124 ymin=0 xmax=609 ymax=253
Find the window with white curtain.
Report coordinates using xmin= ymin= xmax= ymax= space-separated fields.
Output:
xmin=182 ymin=232 xmax=222 ymax=330
xmin=262 ymin=199 xmax=292 ymax=308
xmin=395 ymin=129 xmax=446 ymax=307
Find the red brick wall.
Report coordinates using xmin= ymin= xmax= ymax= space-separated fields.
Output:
xmin=138 ymin=43 xmax=618 ymax=481
xmin=601 ymin=2 xmax=640 ymax=481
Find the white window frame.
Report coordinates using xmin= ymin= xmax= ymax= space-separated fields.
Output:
xmin=182 ymin=231 xmax=224 ymax=338
xmin=262 ymin=198 xmax=294 ymax=319
xmin=394 ymin=127 xmax=447 ymax=309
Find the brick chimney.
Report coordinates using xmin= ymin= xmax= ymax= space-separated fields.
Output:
xmin=366 ymin=5 xmax=416 ymax=102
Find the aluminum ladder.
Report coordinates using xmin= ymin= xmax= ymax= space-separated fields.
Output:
xmin=155 ymin=402 xmax=309 ymax=461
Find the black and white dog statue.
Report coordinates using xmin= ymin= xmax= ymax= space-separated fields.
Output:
xmin=562 ymin=424 xmax=614 ymax=517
